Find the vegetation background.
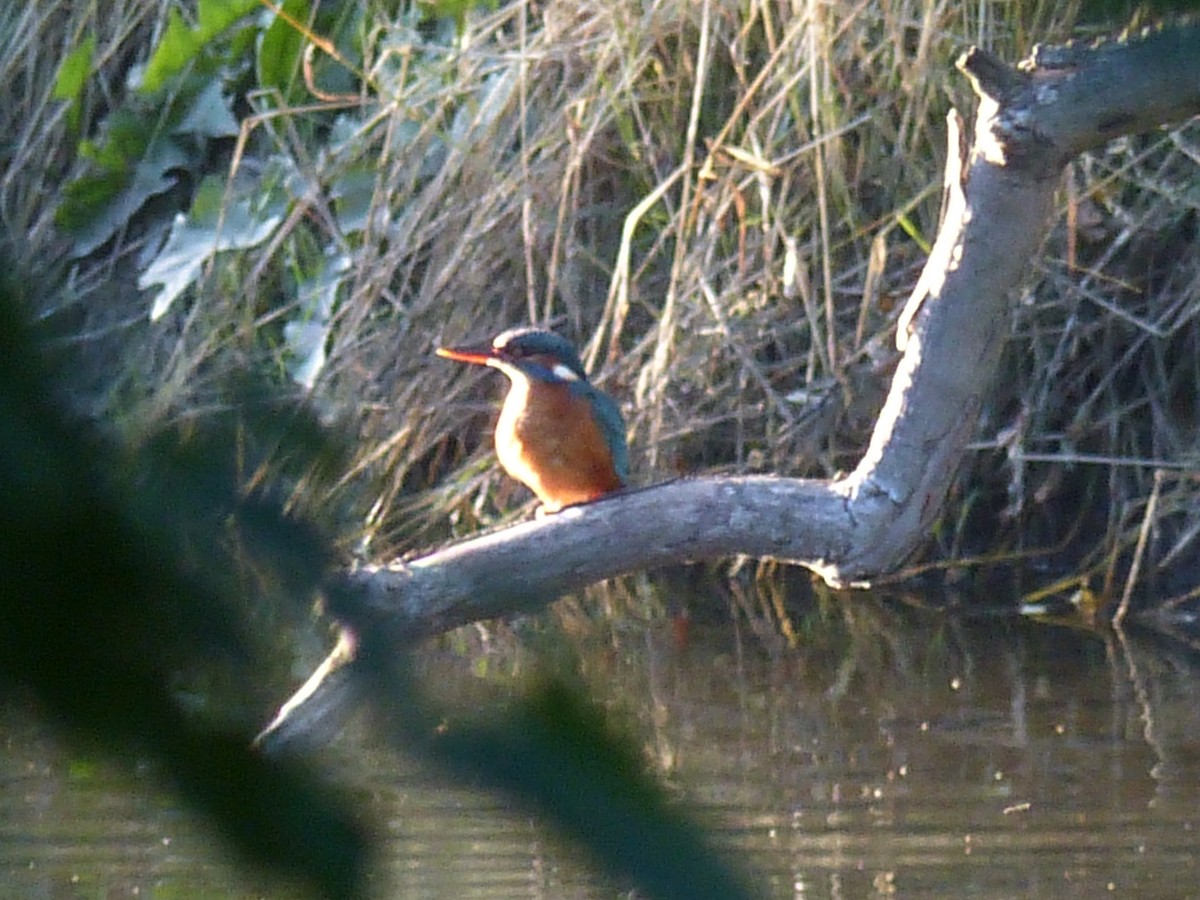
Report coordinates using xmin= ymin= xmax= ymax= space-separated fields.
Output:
xmin=6 ymin=0 xmax=1200 ymax=615
xmin=3 ymin=0 xmax=1200 ymax=896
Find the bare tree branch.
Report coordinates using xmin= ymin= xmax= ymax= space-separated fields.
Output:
xmin=259 ymin=24 xmax=1200 ymax=751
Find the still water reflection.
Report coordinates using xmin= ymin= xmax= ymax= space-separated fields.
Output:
xmin=4 ymin=587 xmax=1200 ymax=898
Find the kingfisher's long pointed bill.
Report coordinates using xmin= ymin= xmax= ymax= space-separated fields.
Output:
xmin=436 ymin=343 xmax=495 ymax=365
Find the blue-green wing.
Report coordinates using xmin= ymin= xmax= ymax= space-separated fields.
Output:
xmin=573 ymin=382 xmax=630 ymax=483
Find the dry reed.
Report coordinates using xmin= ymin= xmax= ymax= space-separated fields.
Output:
xmin=6 ymin=0 xmax=1200 ymax=615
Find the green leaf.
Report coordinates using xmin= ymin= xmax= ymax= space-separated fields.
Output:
xmin=175 ymin=80 xmax=240 ymax=138
xmin=53 ymin=34 xmax=95 ymax=102
xmin=329 ymin=165 xmax=377 ymax=235
xmin=139 ymin=173 xmax=287 ymax=320
xmin=258 ymin=0 xmax=310 ymax=103
xmin=283 ymin=252 xmax=350 ymax=389
xmin=141 ymin=0 xmax=258 ymax=94
xmin=58 ymin=109 xmax=190 ymax=257
xmin=53 ymin=34 xmax=96 ymax=132
xmin=896 ymin=212 xmax=932 ymax=255
xmin=418 ymin=0 xmax=498 ymax=33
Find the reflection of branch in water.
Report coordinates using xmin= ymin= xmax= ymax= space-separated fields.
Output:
xmin=1112 ymin=626 xmax=1178 ymax=808
xmin=727 ymin=577 xmax=789 ymax=659
xmin=643 ymin=620 xmax=678 ymax=775
xmin=827 ymin=596 xmax=932 ymax=704
xmin=1004 ymin=641 xmax=1028 ymax=748
xmin=724 ymin=577 xmax=934 ymax=703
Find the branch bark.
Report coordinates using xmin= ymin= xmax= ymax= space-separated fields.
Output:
xmin=259 ymin=24 xmax=1200 ymax=750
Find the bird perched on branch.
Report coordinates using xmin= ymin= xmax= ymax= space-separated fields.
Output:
xmin=436 ymin=327 xmax=629 ymax=513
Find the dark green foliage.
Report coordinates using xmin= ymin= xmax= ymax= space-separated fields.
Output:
xmin=56 ymin=0 xmax=270 ymax=257
xmin=57 ymin=108 xmax=193 ymax=256
xmin=0 ymin=267 xmax=368 ymax=899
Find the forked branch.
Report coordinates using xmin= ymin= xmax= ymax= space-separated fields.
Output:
xmin=260 ymin=24 xmax=1200 ymax=750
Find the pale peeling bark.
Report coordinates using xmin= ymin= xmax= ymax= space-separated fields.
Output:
xmin=259 ymin=25 xmax=1200 ymax=750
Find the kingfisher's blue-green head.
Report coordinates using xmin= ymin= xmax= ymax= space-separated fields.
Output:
xmin=435 ymin=326 xmax=588 ymax=384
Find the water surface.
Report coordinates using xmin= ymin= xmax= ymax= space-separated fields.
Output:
xmin=3 ymin=588 xmax=1199 ymax=898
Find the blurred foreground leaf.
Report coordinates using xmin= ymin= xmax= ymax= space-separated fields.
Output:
xmin=356 ymin=642 xmax=759 ymax=900
xmin=0 ymin=267 xmax=368 ymax=899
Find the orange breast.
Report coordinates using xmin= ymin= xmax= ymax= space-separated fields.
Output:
xmin=494 ymin=380 xmax=623 ymax=512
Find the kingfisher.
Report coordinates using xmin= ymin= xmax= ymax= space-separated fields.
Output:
xmin=436 ymin=326 xmax=629 ymax=513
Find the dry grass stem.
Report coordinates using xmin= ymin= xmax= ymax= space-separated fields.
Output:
xmin=6 ymin=0 xmax=1200 ymax=612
